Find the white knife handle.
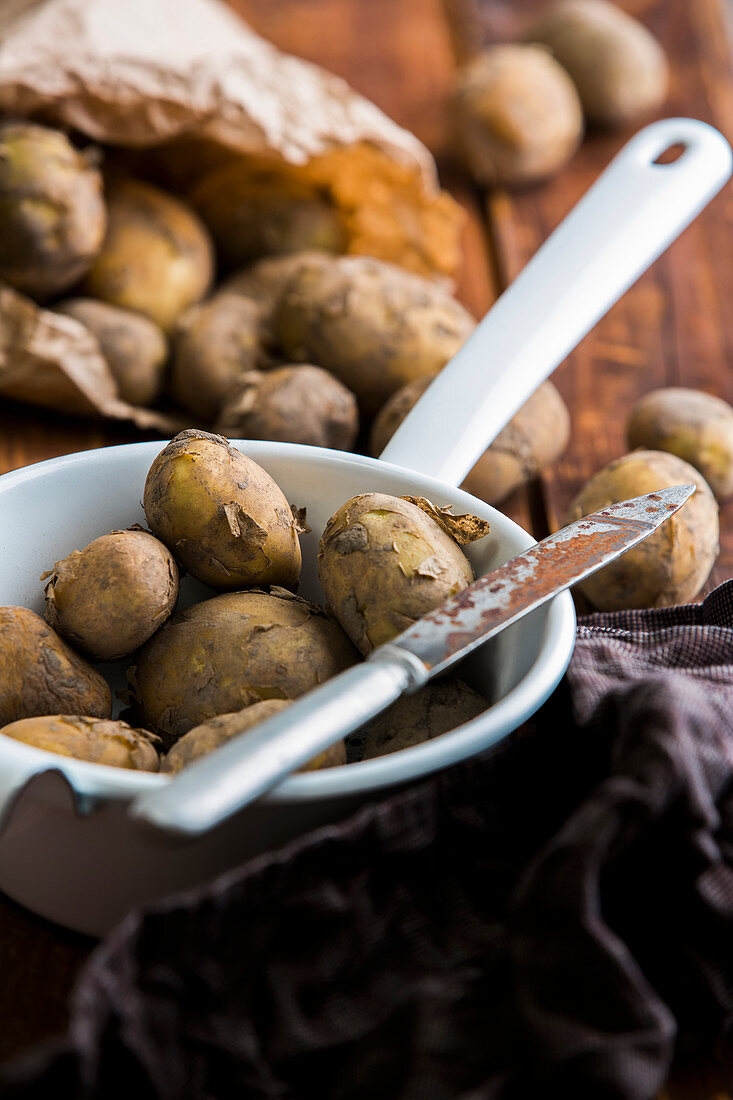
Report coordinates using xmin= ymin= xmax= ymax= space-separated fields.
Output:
xmin=129 ymin=656 xmax=422 ymax=837
xmin=380 ymin=119 xmax=732 ymax=485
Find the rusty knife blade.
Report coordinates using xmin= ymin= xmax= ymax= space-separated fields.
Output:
xmin=380 ymin=483 xmax=696 ymax=678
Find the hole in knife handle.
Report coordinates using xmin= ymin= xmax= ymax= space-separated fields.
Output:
xmin=652 ymin=142 xmax=687 ymax=165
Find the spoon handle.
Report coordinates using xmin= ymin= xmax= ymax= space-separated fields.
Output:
xmin=379 ymin=119 xmax=732 ymax=486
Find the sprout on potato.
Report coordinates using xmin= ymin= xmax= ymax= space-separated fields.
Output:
xmin=162 ymin=699 xmax=346 ymax=774
xmin=131 ymin=588 xmax=359 ymax=744
xmin=143 ymin=430 xmax=303 ymax=591
xmin=0 ymin=607 xmax=112 ymax=725
xmin=566 ymin=449 xmax=719 ymax=610
xmin=215 ymin=365 xmax=359 ymax=451
xmin=451 ymin=44 xmax=584 ymax=186
xmin=0 ymin=715 xmax=160 ymax=771
xmin=0 ymin=122 xmax=106 ymax=299
xmin=43 ymin=529 xmax=179 ymax=661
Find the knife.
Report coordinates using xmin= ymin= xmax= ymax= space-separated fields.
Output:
xmin=130 ymin=483 xmax=695 ymax=837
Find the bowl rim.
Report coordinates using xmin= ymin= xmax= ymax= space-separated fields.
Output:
xmin=0 ymin=439 xmax=576 ymax=805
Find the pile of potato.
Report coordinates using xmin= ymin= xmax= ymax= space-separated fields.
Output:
xmin=452 ymin=0 xmax=669 ymax=187
xmin=0 ymin=431 xmax=490 ymax=772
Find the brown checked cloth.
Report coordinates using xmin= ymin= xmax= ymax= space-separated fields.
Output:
xmin=1 ymin=584 xmax=732 ymax=1099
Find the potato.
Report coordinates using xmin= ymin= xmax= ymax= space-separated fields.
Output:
xmin=215 ymin=365 xmax=359 ymax=451
xmin=0 ymin=715 xmax=160 ymax=771
xmin=527 ymin=0 xmax=669 ymax=127
xmin=352 ymin=678 xmax=487 ymax=761
xmin=43 ymin=529 xmax=179 ymax=661
xmin=191 ymin=166 xmax=345 ymax=268
xmin=0 ymin=607 xmax=111 ymax=725
xmin=83 ymin=178 xmax=214 ymax=330
xmin=451 ymin=44 xmax=583 ymax=186
xmin=627 ymin=388 xmax=733 ymax=501
xmin=0 ymin=122 xmax=106 ymax=299
xmin=170 ymin=293 xmax=263 ymax=420
xmin=143 ymin=430 xmax=303 ymax=590
xmin=162 ymin=699 xmax=346 ymax=774
xmin=318 ymin=493 xmax=475 ymax=655
xmin=54 ymin=298 xmax=167 ymax=406
xmin=371 ymin=378 xmax=570 ymax=504
xmin=566 ymin=450 xmax=719 ymax=610
xmin=274 ymin=255 xmax=476 ymax=415
xmin=131 ymin=589 xmax=359 ymax=743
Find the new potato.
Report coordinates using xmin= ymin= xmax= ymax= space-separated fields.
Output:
xmin=566 ymin=450 xmax=719 ymax=610
xmin=356 ymin=678 xmax=487 ymax=761
xmin=43 ymin=529 xmax=179 ymax=661
xmin=274 ymin=255 xmax=476 ymax=414
xmin=162 ymin=699 xmax=346 ymax=774
xmin=318 ymin=493 xmax=476 ymax=655
xmin=0 ymin=122 xmax=106 ymax=299
xmin=83 ymin=178 xmax=214 ymax=330
xmin=0 ymin=715 xmax=160 ymax=771
xmin=143 ymin=431 xmax=303 ymax=591
xmin=131 ymin=589 xmax=359 ymax=743
xmin=215 ymin=365 xmax=359 ymax=451
xmin=0 ymin=607 xmax=111 ymax=725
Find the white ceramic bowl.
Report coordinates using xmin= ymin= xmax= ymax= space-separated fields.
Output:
xmin=0 ymin=440 xmax=575 ymax=934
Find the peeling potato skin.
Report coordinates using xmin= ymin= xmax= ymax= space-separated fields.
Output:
xmin=162 ymin=699 xmax=346 ymax=774
xmin=451 ymin=45 xmax=584 ymax=186
xmin=143 ymin=430 xmax=302 ymax=591
xmin=566 ymin=450 xmax=719 ymax=610
xmin=130 ymin=588 xmax=359 ymax=744
xmin=0 ymin=607 xmax=112 ymax=726
xmin=0 ymin=122 xmax=106 ymax=299
xmin=318 ymin=493 xmax=475 ymax=655
xmin=526 ymin=0 xmax=669 ymax=127
xmin=371 ymin=378 xmax=570 ymax=505
xmin=54 ymin=298 xmax=167 ymax=407
xmin=83 ymin=178 xmax=214 ymax=331
xmin=44 ymin=530 xmax=179 ymax=662
xmin=274 ymin=255 xmax=475 ymax=415
xmin=353 ymin=678 xmax=487 ymax=761
xmin=215 ymin=365 xmax=359 ymax=451
xmin=170 ymin=293 xmax=264 ymax=421
xmin=0 ymin=715 xmax=160 ymax=771
xmin=627 ymin=388 xmax=733 ymax=501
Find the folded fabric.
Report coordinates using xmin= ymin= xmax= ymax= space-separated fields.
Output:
xmin=2 ymin=585 xmax=733 ymax=1099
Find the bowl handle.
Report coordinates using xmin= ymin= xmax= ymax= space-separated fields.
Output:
xmin=379 ymin=118 xmax=732 ymax=487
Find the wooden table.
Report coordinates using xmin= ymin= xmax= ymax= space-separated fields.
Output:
xmin=0 ymin=0 xmax=730 ymax=1094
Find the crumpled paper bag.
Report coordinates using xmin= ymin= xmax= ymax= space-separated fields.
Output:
xmin=0 ymin=0 xmax=463 ymax=427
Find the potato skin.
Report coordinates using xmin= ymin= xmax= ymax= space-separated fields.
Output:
xmin=566 ymin=450 xmax=719 ymax=610
xmin=215 ymin=365 xmax=359 ymax=451
xmin=527 ymin=0 xmax=669 ymax=127
xmin=0 ymin=607 xmax=112 ymax=725
xmin=318 ymin=493 xmax=475 ymax=655
xmin=83 ymin=178 xmax=214 ymax=330
xmin=143 ymin=430 xmax=302 ymax=591
xmin=0 ymin=122 xmax=106 ymax=299
xmin=170 ymin=293 xmax=264 ymax=421
xmin=0 ymin=715 xmax=159 ymax=771
xmin=131 ymin=589 xmax=359 ymax=743
xmin=44 ymin=529 xmax=180 ymax=661
xmin=371 ymin=378 xmax=570 ymax=504
xmin=191 ymin=166 xmax=345 ymax=268
xmin=54 ymin=298 xmax=167 ymax=406
xmin=274 ymin=255 xmax=475 ymax=415
xmin=627 ymin=388 xmax=733 ymax=501
xmin=162 ymin=699 xmax=346 ymax=774
xmin=355 ymin=678 xmax=486 ymax=761
xmin=452 ymin=45 xmax=583 ymax=186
